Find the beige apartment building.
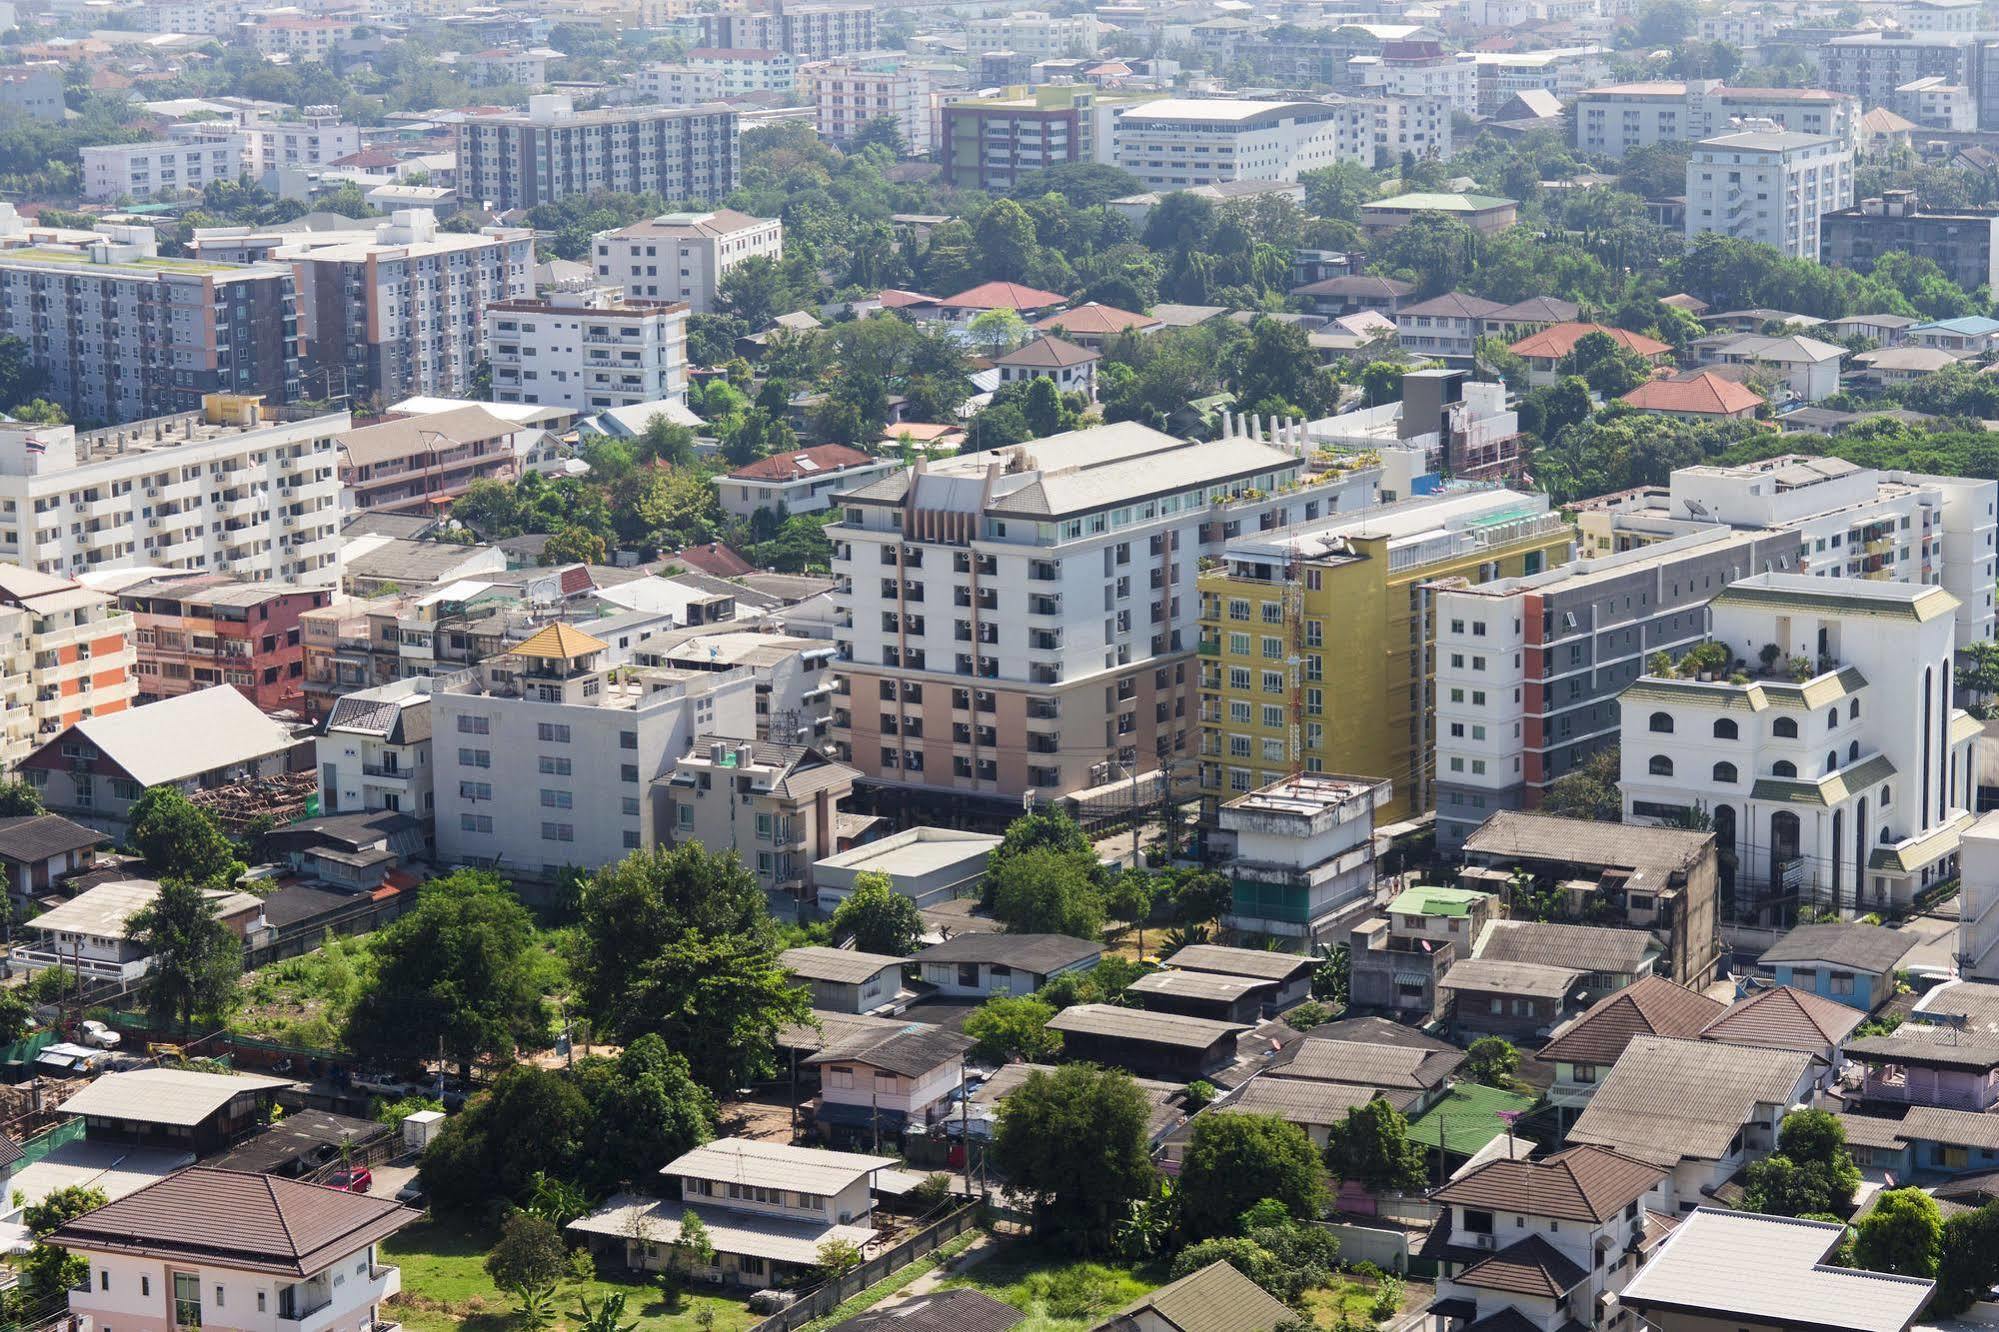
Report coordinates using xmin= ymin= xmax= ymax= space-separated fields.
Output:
xmin=662 ymin=737 xmax=857 ymax=899
xmin=594 ymin=210 xmax=782 ymax=315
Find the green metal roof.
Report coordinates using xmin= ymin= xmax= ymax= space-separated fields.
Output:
xmin=1363 ymin=192 xmax=1516 ymax=212
xmin=1389 ymin=885 xmax=1489 ymax=917
xmin=1406 ymin=1083 xmax=1537 ymax=1155
xmin=1749 ymin=752 xmax=1897 ymax=808
xmin=1869 ymin=810 xmax=1971 ymax=873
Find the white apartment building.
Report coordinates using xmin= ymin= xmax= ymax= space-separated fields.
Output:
xmin=1620 ymin=574 xmax=1978 ymax=916
xmin=318 ymin=675 xmax=439 ymax=820
xmin=635 ymin=62 xmax=724 ymax=106
xmin=1956 ymin=811 xmax=1999 ymax=981
xmin=1212 ymin=772 xmax=1389 ymax=938
xmin=1894 ymin=75 xmax=1975 ymax=130
xmin=827 ymin=419 xmax=1375 ymax=806
xmin=593 ymin=210 xmax=782 ymax=314
xmin=1896 ymin=0 xmax=1983 ymax=32
xmin=664 ymin=737 xmax=857 ymax=898
xmin=239 ymin=106 xmax=362 ymax=178
xmin=1352 ymin=42 xmax=1478 ymax=116
xmin=1472 ymin=47 xmax=1611 ymax=116
xmin=487 ymin=283 xmax=689 ymax=415
xmin=805 ymin=65 xmax=934 ymax=154
xmin=81 ymin=131 xmax=245 ymax=202
xmin=1574 ymin=81 xmax=1859 ymax=158
xmin=686 ymin=47 xmax=798 ymax=94
xmin=1113 ymin=99 xmax=1351 ymax=188
xmin=0 ymin=564 xmax=137 ymax=771
xmin=455 ymin=95 xmax=740 ymax=215
xmin=1686 ymin=131 xmax=1855 ymax=260
xmin=1361 ymin=93 xmax=1453 ymax=164
xmin=431 ymin=621 xmax=758 ymax=877
xmin=0 ymin=398 xmax=345 ymax=585
xmin=966 ymin=11 xmax=1100 ymax=60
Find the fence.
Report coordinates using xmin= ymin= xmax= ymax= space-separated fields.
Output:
xmin=1319 ymin=1221 xmax=1410 ymax=1274
xmin=751 ymin=1205 xmax=981 ymax=1332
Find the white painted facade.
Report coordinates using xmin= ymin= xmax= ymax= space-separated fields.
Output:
xmin=805 ymin=65 xmax=934 ymax=154
xmin=486 ymin=284 xmax=690 ymax=415
xmin=966 ymin=11 xmax=1099 ymax=60
xmin=1113 ymin=99 xmax=1352 ymax=188
xmin=1687 ymin=130 xmax=1856 ymax=260
xmin=81 ymin=133 xmax=246 ymax=202
xmin=593 ymin=211 xmax=783 ymax=315
xmin=71 ymin=1244 xmax=398 ymax=1332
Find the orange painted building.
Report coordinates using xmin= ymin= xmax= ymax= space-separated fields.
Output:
xmin=0 ymin=563 xmax=136 ymax=770
xmin=116 ymin=573 xmax=331 ymax=714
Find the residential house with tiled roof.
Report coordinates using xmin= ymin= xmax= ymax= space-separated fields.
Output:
xmin=806 ymin=1022 xmax=972 ymax=1145
xmin=1396 ymin=293 xmax=1505 ymax=362
xmin=721 ymin=445 xmax=899 ymax=521
xmin=1757 ymin=922 xmax=1917 ymax=1012
xmin=1426 ymin=1145 xmax=1671 ymax=1332
xmin=994 ymin=336 xmax=1100 ymax=399
xmin=781 ymin=945 xmax=909 ymax=1014
xmin=1473 ymin=920 xmax=1662 ymax=1001
xmin=1098 ymin=1260 xmax=1293 ymax=1332
xmin=669 ymin=542 xmax=757 ymax=577
xmin=937 ymin=281 xmax=1068 ymax=320
xmin=1266 ymin=1033 xmax=1463 ymax=1115
xmin=1288 ymin=273 xmax=1415 ymax=318
xmin=1035 ymin=302 xmax=1162 ymax=348
xmin=1539 ymin=977 xmax=1728 ymax=1125
xmin=1697 ymin=983 xmax=1861 ymax=1093
xmin=1619 ymin=372 xmax=1764 ymax=420
xmin=1697 ymin=332 xmax=1847 ymax=402
xmin=1509 ymin=323 xmax=1672 ymax=385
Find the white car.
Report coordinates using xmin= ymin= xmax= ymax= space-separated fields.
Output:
xmin=79 ymin=1021 xmax=121 ymax=1050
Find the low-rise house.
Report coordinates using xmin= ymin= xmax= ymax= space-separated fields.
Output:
xmin=1127 ymin=970 xmax=1273 ymax=1024
xmin=1905 ymin=314 xmax=1999 ymax=354
xmin=1538 ymin=976 xmax=1728 ymax=1125
xmin=1825 ymin=314 xmax=1917 ymax=343
xmin=1266 ymin=1034 xmax=1462 ymax=1116
xmin=1289 ymin=274 xmax=1415 ymax=318
xmin=1360 ymin=193 xmax=1519 ymax=237
xmin=1397 ymin=293 xmax=1504 ymax=362
xmin=721 ymin=445 xmax=900 ymax=521
xmin=1700 ymin=332 xmax=1846 ymax=402
xmin=911 ymin=933 xmax=1100 ymax=998
xmin=972 ymin=1061 xmax=1188 ymax=1148
xmin=261 ymin=809 xmax=427 ymax=890
xmin=208 ymin=1109 xmax=395 ymax=1179
xmin=1509 ymin=323 xmax=1670 ymax=387
xmin=1697 ymin=983 xmax=1861 ymax=1091
xmin=1034 ymin=303 xmax=1161 ymax=349
xmin=1349 ymin=886 xmax=1496 ymax=1023
xmin=806 ymin=1024 xmax=973 ymax=1145
xmin=13 ymin=879 xmax=265 ymax=984
xmin=1756 ymin=922 xmax=1915 ymax=1011
xmin=1621 ymin=1208 xmax=1933 ymax=1332
xmin=318 ymin=676 xmax=436 ymax=823
xmin=1159 ymin=944 xmax=1315 ymax=1012
xmin=59 ymin=1068 xmax=290 ymax=1155
xmin=1459 ymin=812 xmax=1722 ymax=988
xmin=335 ymin=405 xmax=521 ymax=515
xmin=1044 ymin=1004 xmax=1247 ymax=1081
xmin=1474 ymin=920 xmax=1661 ymax=1002
xmin=1850 ymin=345 xmax=1960 ymax=385
xmin=812 ymin=827 xmax=1002 ymax=910
xmin=1566 ymin=1035 xmax=1817 ymax=1209
xmin=1846 ymin=1023 xmax=1999 ymax=1112
xmin=1619 ymin=372 xmax=1763 ymax=420
xmin=1425 ymin=1145 xmax=1670 ymax=1332
xmin=55 ymin=1167 xmax=417 ymax=1332
xmin=1097 ymin=1261 xmax=1293 ymax=1332
xmin=1437 ymin=958 xmax=1585 ymax=1043
xmin=570 ymin=1140 xmax=891 ymax=1288
xmin=1215 ymin=1076 xmax=1391 ymax=1148
xmin=18 ymin=686 xmax=301 ymax=836
xmin=662 ymin=738 xmax=859 ymax=902
xmin=936 ymin=282 xmax=1067 ymax=324
xmin=993 ymin=336 xmax=1099 ymax=399
xmin=782 ymin=946 xmax=909 ymax=1015
xmin=1211 ymin=773 xmax=1388 ymax=940
xmin=1845 ymin=1105 xmax=1999 ymax=1176
xmin=0 ymin=813 xmax=104 ymax=902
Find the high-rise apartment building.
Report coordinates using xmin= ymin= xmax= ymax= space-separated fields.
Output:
xmin=940 ymin=86 xmax=1152 ymax=191
xmin=1573 ymin=80 xmax=1859 ymax=158
xmin=0 ymin=225 xmax=300 ymax=426
xmin=280 ymin=209 xmax=534 ymax=403
xmin=1686 ymin=131 xmax=1855 ymax=259
xmin=455 ymin=96 xmax=739 ymax=215
xmin=114 ymin=572 xmax=331 ymax=712
xmin=1351 ymin=40 xmax=1478 ymax=115
xmin=1196 ymin=487 xmax=1574 ymax=820
xmin=804 ymin=65 xmax=934 ymax=154
xmin=487 ymin=284 xmax=689 ymax=415
xmin=0 ymin=398 xmax=344 ymax=585
xmin=81 ymin=128 xmax=245 ymax=202
xmin=593 ymin=210 xmax=782 ymax=314
xmin=826 ymin=420 xmax=1376 ymax=810
xmin=1113 ymin=100 xmax=1353 ymax=188
xmin=0 ymin=564 xmax=136 ymax=772
xmin=1816 ymin=31 xmax=1970 ymax=108
xmin=697 ymin=3 xmax=875 ymax=59
xmin=238 ymin=106 xmax=362 ymax=178
xmin=965 ymin=11 xmax=1099 ymax=60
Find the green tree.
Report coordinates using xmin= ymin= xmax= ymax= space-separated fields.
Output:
xmin=992 ymin=1064 xmax=1158 ymax=1251
xmin=718 ymin=255 xmax=789 ymax=328
xmin=829 ymin=873 xmax=924 ymax=955
xmin=814 ymin=1236 xmax=862 ymax=1276
xmin=1359 ymin=360 xmax=1406 ymax=408
xmin=421 ymin=1064 xmax=593 ymax=1211
xmin=578 ymin=1033 xmax=716 ymax=1191
xmin=0 ymin=988 xmax=32 ymax=1044
xmin=128 ymin=786 xmax=243 ymax=883
xmin=346 ymin=870 xmax=550 ymax=1075
xmin=1541 ymin=746 xmax=1623 ymax=822
xmin=1935 ymin=1203 xmax=1999 ymax=1316
xmin=974 ymin=199 xmax=1041 ymax=283
xmin=968 ymin=308 xmax=1030 ymax=357
xmin=1958 ymin=640 xmax=1999 ymax=719
xmin=1106 ymin=870 xmax=1156 ymax=952
xmin=1325 ymin=1097 xmax=1427 ymax=1192
xmin=20 ymin=1184 xmax=107 ymax=1302
xmin=1740 ymin=1110 xmax=1860 ymax=1217
xmin=1636 ymin=0 xmax=1696 ymax=44
xmin=990 ymin=846 xmax=1106 ymax=939
xmin=543 ymin=524 xmax=608 ymax=565
xmin=675 ymin=1209 xmax=716 ymax=1273
xmin=573 ymin=1292 xmax=641 ymax=1332
xmin=963 ymin=995 xmax=1063 ymax=1063
xmin=1177 ymin=1113 xmax=1327 ymax=1239
xmin=0 ymin=777 xmax=43 ymax=816
xmin=487 ymin=1210 xmax=567 ymax=1308
xmin=576 ymin=845 xmax=809 ymax=1094
xmin=128 ymin=877 xmax=242 ymax=1030
xmin=1856 ymin=1188 xmax=1942 ymax=1278
xmin=1234 ymin=317 xmax=1332 ymax=419
xmin=1463 ymin=1037 xmax=1520 ymax=1088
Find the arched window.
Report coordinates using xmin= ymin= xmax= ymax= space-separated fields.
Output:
xmin=1713 ymin=718 xmax=1738 ymax=740
xmin=1713 ymin=762 xmax=1738 ymax=784
xmin=1850 ymin=698 xmax=1860 ymax=720
xmin=1773 ymin=760 xmax=1797 ymax=778
xmin=1826 ymin=753 xmax=1839 ymax=774
xmin=1649 ymin=755 xmax=1674 ymax=777
xmin=1774 ymin=717 xmax=1798 ymax=738
xmin=1649 ymin=712 xmax=1674 ymax=733
xmin=1849 ymin=741 xmax=1861 ymax=762
xmin=1828 ymin=708 xmax=1839 ymax=731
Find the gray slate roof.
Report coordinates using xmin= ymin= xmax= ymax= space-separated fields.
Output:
xmin=1477 ymin=920 xmax=1658 ymax=976
xmin=914 ymin=932 xmax=1102 ymax=974
xmin=1758 ymin=922 xmax=1917 ymax=975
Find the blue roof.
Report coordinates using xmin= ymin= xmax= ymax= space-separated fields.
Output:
xmin=1912 ymin=316 xmax=1999 ymax=335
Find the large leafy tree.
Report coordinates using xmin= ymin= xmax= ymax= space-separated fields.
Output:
xmin=421 ymin=1064 xmax=593 ymax=1211
xmin=346 ymin=870 xmax=550 ymax=1074
xmin=992 ymin=1064 xmax=1157 ymax=1251
xmin=576 ymin=845 xmax=809 ymax=1094
xmin=128 ymin=787 xmax=242 ymax=884
xmin=1325 ymin=1097 xmax=1427 ymax=1192
xmin=962 ymin=995 xmax=1062 ymax=1063
xmin=1935 ymin=1203 xmax=1999 ymax=1316
xmin=20 ymin=1185 xmax=107 ymax=1302
xmin=0 ymin=778 xmax=42 ymax=817
xmin=128 ymin=878 xmax=241 ymax=1030
xmin=1856 ymin=1188 xmax=1943 ymax=1279
xmin=829 ymin=872 xmax=924 ymax=955
xmin=576 ymin=1034 xmax=717 ymax=1191
xmin=989 ymin=846 xmax=1105 ymax=939
xmin=1176 ymin=1113 xmax=1328 ymax=1239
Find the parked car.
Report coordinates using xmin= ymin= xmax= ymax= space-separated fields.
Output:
xmin=394 ymin=1178 xmax=427 ymax=1208
xmin=327 ymin=1166 xmax=373 ymax=1194
xmin=79 ymin=1021 xmax=120 ymax=1050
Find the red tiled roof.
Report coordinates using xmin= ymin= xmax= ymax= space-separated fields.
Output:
xmin=880 ymin=289 xmax=939 ymax=308
xmin=1620 ymin=371 xmax=1763 ymax=416
xmin=728 ymin=443 xmax=875 ymax=482
xmin=671 ymin=542 xmax=755 ymax=577
xmin=1036 ymin=302 xmax=1159 ymax=336
xmin=939 ymin=281 xmax=1068 ymax=311
xmin=1509 ymin=322 xmax=1671 ymax=360
xmin=996 ymin=335 xmax=1098 ymax=368
xmin=1537 ymin=974 xmax=1728 ymax=1066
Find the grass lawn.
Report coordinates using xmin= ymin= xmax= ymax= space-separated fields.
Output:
xmin=384 ymin=1217 xmax=760 ymax=1332
xmin=937 ymin=1244 xmax=1169 ymax=1332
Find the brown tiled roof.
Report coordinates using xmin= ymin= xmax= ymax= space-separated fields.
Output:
xmin=938 ymin=281 xmax=1067 ymax=311
xmin=1537 ymin=975 xmax=1726 ymax=1065
xmin=1431 ymin=1145 xmax=1664 ymax=1223
xmin=995 ymin=335 xmax=1098 ymax=368
xmin=727 ymin=443 xmax=875 ymax=482
xmin=1620 ymin=372 xmax=1764 ymax=416
xmin=53 ymin=1168 xmax=417 ymax=1276
xmin=1036 ymin=302 xmax=1159 ymax=336
xmin=1508 ymin=322 xmax=1671 ymax=360
xmin=670 ymin=542 xmax=756 ymax=577
xmin=1454 ymin=1235 xmax=1590 ymax=1297
xmin=1699 ymin=984 xmax=1863 ymax=1053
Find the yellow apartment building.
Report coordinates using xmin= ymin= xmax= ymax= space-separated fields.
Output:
xmin=1197 ymin=488 xmax=1575 ymax=821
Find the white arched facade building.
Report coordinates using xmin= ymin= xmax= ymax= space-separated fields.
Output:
xmin=1619 ymin=573 xmax=1978 ymax=920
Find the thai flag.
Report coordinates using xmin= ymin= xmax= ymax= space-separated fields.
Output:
xmin=23 ymin=436 xmax=44 ymax=454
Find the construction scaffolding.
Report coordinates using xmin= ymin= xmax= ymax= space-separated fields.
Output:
xmin=187 ymin=770 xmax=319 ymax=836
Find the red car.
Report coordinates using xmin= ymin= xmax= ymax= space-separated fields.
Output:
xmin=327 ymin=1166 xmax=373 ymax=1194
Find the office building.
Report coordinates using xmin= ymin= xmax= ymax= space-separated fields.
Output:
xmin=1620 ymin=574 xmax=1977 ymax=917
xmin=0 ymin=226 xmax=300 ymax=426
xmin=281 ymin=209 xmax=534 ymax=403
xmin=1573 ymin=80 xmax=1859 ymax=158
xmin=1821 ymin=189 xmax=1999 ymax=294
xmin=592 ymin=210 xmax=781 ymax=315
xmin=1686 ymin=131 xmax=1855 ymax=260
xmin=455 ymin=96 xmax=739 ymax=215
xmin=804 ymin=65 xmax=933 ymax=154
xmin=965 ymin=11 xmax=1098 ymax=60
xmin=432 ymin=621 xmax=759 ymax=876
xmin=1113 ymin=100 xmax=1353 ymax=188
xmin=115 ymin=572 xmax=330 ymax=712
xmin=0 ymin=396 xmax=345 ymax=585
xmin=0 ymin=565 xmax=136 ymax=772
xmin=828 ymin=419 xmax=1376 ymax=808
xmin=1197 ymin=486 xmax=1573 ymax=821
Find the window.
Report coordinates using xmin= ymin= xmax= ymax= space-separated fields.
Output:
xmin=539 ymin=789 xmax=573 ymax=809
xmin=539 ymin=756 xmax=572 ymax=775
xmin=1773 ymin=760 xmax=1797 ymax=778
xmin=461 ymin=813 xmax=493 ymax=833
xmin=1713 ymin=762 xmax=1737 ymax=783
xmin=1648 ymin=755 xmax=1674 ymax=776
xmin=1713 ymin=718 xmax=1738 ymax=740
xmin=457 ymin=747 xmax=490 ymax=768
xmin=1830 ymin=971 xmax=1855 ymax=996
xmin=174 ymin=1273 xmax=201 ymax=1328
xmin=541 ymin=822 xmax=575 ymax=842
xmin=456 ymin=715 xmax=489 ymax=734
xmin=536 ymin=722 xmax=571 ymax=743
xmin=1774 ymin=717 xmax=1798 ymax=738
xmin=1649 ymin=712 xmax=1674 ymax=733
